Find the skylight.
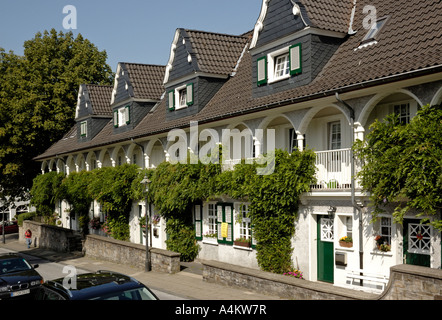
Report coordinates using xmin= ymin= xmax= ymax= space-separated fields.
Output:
xmin=362 ymin=17 xmax=388 ymax=42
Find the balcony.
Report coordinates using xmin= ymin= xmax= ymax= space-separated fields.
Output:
xmin=311 ymin=148 xmax=358 ymax=190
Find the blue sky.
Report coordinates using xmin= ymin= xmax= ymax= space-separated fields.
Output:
xmin=0 ymin=0 xmax=262 ymax=72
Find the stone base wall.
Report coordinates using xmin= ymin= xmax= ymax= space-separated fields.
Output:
xmin=84 ymin=234 xmax=181 ymax=274
xmin=202 ymin=260 xmax=376 ymax=300
xmin=379 ymin=264 xmax=442 ymax=300
xmin=19 ymin=221 xmax=77 ymax=252
xmin=202 ymin=260 xmax=442 ymax=300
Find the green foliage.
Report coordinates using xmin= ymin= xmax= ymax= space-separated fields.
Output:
xmin=60 ymin=171 xmax=94 ymax=233
xmin=88 ymin=164 xmax=139 ymax=240
xmin=354 ymin=104 xmax=442 ymax=231
xmin=0 ymin=29 xmax=113 ymax=203
xmin=29 ymin=150 xmax=317 ymax=271
xmin=165 ymin=217 xmax=200 ymax=262
xmin=29 ymin=171 xmax=64 ymax=216
xmin=219 ymin=149 xmax=317 ymax=273
xmin=17 ymin=211 xmax=38 ymax=227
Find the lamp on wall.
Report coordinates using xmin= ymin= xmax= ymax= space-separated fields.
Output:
xmin=327 ymin=206 xmax=336 ymax=217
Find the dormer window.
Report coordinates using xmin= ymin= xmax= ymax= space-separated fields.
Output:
xmin=257 ymin=43 xmax=302 ymax=86
xmin=114 ymin=105 xmax=130 ymax=127
xmin=178 ymin=87 xmax=188 ymax=109
xmin=80 ymin=121 xmax=87 ymax=137
xmin=168 ymin=83 xmax=194 ymax=111
xmin=274 ymin=53 xmax=290 ymax=79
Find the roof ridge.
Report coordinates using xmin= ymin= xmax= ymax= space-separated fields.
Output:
xmin=183 ymin=28 xmax=249 ymax=39
xmin=121 ymin=62 xmax=166 ymax=68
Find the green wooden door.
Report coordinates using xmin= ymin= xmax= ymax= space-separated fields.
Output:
xmin=403 ymin=219 xmax=431 ymax=267
xmin=317 ymin=215 xmax=334 ymax=283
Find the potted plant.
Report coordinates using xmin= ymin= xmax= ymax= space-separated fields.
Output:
xmin=375 ymin=235 xmax=391 ymax=252
xmin=234 ymin=237 xmax=251 ymax=248
xmin=339 ymin=236 xmax=353 ymax=248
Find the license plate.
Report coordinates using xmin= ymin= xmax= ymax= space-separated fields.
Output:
xmin=11 ymin=289 xmax=30 ymax=297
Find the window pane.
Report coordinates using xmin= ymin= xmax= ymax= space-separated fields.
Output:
xmin=274 ymin=54 xmax=289 ymax=78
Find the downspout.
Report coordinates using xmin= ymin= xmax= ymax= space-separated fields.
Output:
xmin=335 ymin=93 xmax=364 ymax=282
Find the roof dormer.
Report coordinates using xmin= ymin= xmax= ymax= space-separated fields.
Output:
xmin=110 ymin=62 xmax=165 ymax=134
xmin=75 ymin=84 xmax=113 ymax=143
xmin=250 ymin=0 xmax=352 ymax=98
xmin=164 ymin=29 xmax=249 ymax=120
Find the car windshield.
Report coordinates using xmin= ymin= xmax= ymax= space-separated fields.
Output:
xmin=90 ymin=287 xmax=157 ymax=300
xmin=0 ymin=258 xmax=32 ymax=275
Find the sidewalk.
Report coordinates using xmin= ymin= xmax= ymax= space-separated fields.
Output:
xmin=0 ymin=234 xmax=282 ymax=300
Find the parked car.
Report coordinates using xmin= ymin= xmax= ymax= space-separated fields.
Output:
xmin=0 ymin=253 xmax=44 ymax=300
xmin=35 ymin=270 xmax=159 ymax=300
xmin=0 ymin=221 xmax=18 ymax=234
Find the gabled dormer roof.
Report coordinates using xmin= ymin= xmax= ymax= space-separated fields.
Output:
xmin=111 ymin=62 xmax=166 ymax=105
xmin=75 ymin=84 xmax=113 ymax=120
xmin=164 ymin=29 xmax=250 ymax=84
xmin=250 ymin=0 xmax=354 ymax=49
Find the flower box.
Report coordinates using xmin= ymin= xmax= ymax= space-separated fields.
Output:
xmin=234 ymin=240 xmax=251 ymax=248
xmin=339 ymin=240 xmax=353 ymax=248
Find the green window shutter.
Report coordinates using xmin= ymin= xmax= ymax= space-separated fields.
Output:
xmin=289 ymin=43 xmax=302 ymax=75
xmin=186 ymin=83 xmax=194 ymax=106
xmin=194 ymin=204 xmax=202 ymax=241
xmin=168 ymin=90 xmax=175 ymax=111
xmin=217 ymin=205 xmax=223 ymax=242
xmin=251 ymin=224 xmax=257 ymax=249
xmin=257 ymin=56 xmax=267 ymax=86
xmin=125 ymin=105 xmax=130 ymax=124
xmin=113 ymin=110 xmax=118 ymax=127
xmin=216 ymin=203 xmax=234 ymax=245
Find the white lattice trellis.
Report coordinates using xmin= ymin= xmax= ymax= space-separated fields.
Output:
xmin=408 ymin=223 xmax=431 ymax=254
xmin=321 ymin=218 xmax=334 ymax=242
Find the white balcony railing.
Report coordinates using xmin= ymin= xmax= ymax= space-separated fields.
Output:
xmin=311 ymin=148 xmax=357 ymax=190
xmin=222 ymin=148 xmax=359 ymax=190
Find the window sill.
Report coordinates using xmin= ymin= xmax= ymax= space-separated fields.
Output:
xmin=202 ymin=239 xmax=218 ymax=246
xmin=268 ymin=74 xmax=290 ymax=84
xmin=233 ymin=245 xmax=253 ymax=251
xmin=369 ymin=249 xmax=393 ymax=257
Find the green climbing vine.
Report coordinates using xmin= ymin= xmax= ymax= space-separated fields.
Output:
xmin=30 ymin=149 xmax=316 ymax=272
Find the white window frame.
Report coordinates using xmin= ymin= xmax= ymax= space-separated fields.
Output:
xmin=329 ymin=121 xmax=342 ymax=150
xmin=267 ymin=46 xmax=291 ymax=84
xmin=176 ymin=85 xmax=187 ymax=110
xmin=238 ymin=204 xmax=252 ymax=240
xmin=206 ymin=203 xmax=218 ymax=238
xmin=118 ymin=107 xmax=128 ymax=126
xmin=80 ymin=121 xmax=87 ymax=137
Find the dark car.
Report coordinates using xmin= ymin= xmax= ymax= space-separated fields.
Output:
xmin=0 ymin=253 xmax=44 ymax=300
xmin=35 ymin=270 xmax=158 ymax=300
xmin=0 ymin=221 xmax=18 ymax=234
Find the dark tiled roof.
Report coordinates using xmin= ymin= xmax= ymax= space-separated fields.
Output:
xmin=122 ymin=63 xmax=166 ymax=100
xmin=85 ymin=84 xmax=113 ymax=116
xmin=299 ymin=0 xmax=355 ymax=33
xmin=185 ymin=30 xmax=250 ymax=75
xmin=35 ymin=0 xmax=442 ymax=160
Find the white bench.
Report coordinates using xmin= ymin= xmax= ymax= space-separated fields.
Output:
xmin=346 ymin=269 xmax=389 ymax=293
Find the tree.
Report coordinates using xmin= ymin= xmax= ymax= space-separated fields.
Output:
xmin=354 ymin=104 xmax=442 ymax=231
xmin=0 ymin=29 xmax=114 ymax=203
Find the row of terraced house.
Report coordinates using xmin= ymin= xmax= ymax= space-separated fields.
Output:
xmin=31 ymin=0 xmax=442 ymax=292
